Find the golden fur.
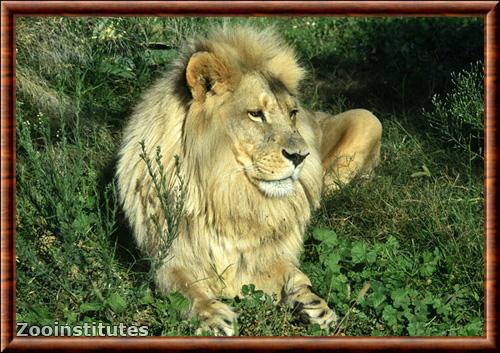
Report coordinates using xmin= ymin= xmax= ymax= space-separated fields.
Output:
xmin=116 ymin=25 xmax=382 ymax=335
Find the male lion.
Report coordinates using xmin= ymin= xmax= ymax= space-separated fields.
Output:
xmin=116 ymin=26 xmax=382 ymax=335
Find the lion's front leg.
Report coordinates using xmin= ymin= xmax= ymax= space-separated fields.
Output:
xmin=192 ymin=298 xmax=238 ymax=336
xmin=156 ymin=266 xmax=238 ymax=336
xmin=317 ymin=109 xmax=382 ymax=192
xmin=282 ymin=268 xmax=338 ymax=329
xmin=255 ymin=263 xmax=337 ymax=329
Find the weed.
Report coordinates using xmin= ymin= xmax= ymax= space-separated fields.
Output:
xmin=138 ymin=143 xmax=185 ymax=271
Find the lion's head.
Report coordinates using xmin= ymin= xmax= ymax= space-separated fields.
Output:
xmin=181 ymin=26 xmax=321 ymax=200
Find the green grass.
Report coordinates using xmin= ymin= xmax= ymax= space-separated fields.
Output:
xmin=15 ymin=16 xmax=484 ymax=336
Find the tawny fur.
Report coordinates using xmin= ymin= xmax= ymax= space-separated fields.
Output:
xmin=116 ymin=25 xmax=382 ymax=335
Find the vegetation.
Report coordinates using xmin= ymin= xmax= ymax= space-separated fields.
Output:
xmin=16 ymin=16 xmax=484 ymax=336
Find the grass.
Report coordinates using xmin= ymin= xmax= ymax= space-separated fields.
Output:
xmin=15 ymin=16 xmax=484 ymax=336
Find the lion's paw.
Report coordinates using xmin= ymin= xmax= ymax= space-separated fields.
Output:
xmin=194 ymin=299 xmax=238 ymax=336
xmin=288 ymin=287 xmax=337 ymax=329
xmin=291 ymin=298 xmax=337 ymax=329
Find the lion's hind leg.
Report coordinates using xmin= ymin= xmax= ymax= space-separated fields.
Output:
xmin=318 ymin=109 xmax=382 ymax=192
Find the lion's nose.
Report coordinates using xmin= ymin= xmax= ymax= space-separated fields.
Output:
xmin=282 ymin=149 xmax=309 ymax=167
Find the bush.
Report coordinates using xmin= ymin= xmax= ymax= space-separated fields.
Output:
xmin=424 ymin=62 xmax=484 ymax=160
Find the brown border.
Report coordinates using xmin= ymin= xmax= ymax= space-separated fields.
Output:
xmin=1 ymin=1 xmax=498 ymax=352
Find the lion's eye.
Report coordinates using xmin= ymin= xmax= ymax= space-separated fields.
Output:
xmin=248 ymin=110 xmax=266 ymax=122
xmin=290 ymin=109 xmax=299 ymax=120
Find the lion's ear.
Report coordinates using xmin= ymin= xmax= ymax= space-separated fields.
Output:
xmin=186 ymin=51 xmax=234 ymax=102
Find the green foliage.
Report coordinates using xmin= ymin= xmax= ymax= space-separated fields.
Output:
xmin=226 ymin=285 xmax=302 ymax=336
xmin=16 ymin=100 xmax=126 ymax=328
xmin=424 ymin=62 xmax=484 ymax=160
xmin=305 ymin=230 xmax=483 ymax=336
xmin=15 ymin=16 xmax=483 ymax=337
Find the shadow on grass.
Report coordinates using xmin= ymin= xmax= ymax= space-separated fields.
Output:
xmin=98 ymin=156 xmax=151 ymax=278
xmin=300 ymin=17 xmax=483 ymax=126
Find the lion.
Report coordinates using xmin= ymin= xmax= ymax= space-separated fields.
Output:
xmin=116 ymin=25 xmax=382 ymax=335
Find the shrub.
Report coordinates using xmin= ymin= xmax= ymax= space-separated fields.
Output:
xmin=424 ymin=61 xmax=484 ymax=160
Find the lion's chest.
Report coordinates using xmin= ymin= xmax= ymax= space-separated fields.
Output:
xmin=205 ymin=219 xmax=304 ymax=297
xmin=183 ymin=172 xmax=314 ymax=297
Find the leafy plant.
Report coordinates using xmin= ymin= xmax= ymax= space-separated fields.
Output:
xmin=303 ymin=228 xmax=483 ymax=336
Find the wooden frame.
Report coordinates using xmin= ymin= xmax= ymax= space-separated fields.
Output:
xmin=1 ymin=1 xmax=497 ymax=351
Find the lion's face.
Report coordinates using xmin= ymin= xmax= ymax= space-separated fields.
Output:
xmin=222 ymin=73 xmax=310 ymax=198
